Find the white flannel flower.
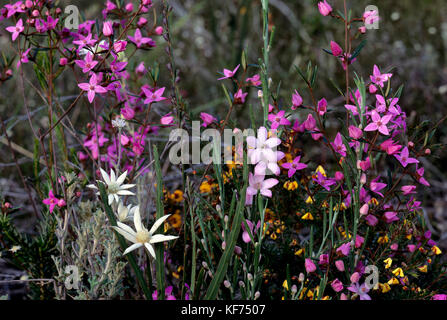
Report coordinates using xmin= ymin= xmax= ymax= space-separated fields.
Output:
xmin=87 ymin=168 xmax=135 ymax=205
xmin=112 ymin=206 xmax=178 ymax=259
xmin=116 ymin=201 xmax=136 ymax=222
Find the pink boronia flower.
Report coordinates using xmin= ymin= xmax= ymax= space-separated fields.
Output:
xmin=78 ymin=73 xmax=108 ymax=103
xmin=6 ymin=18 xmax=24 ymax=42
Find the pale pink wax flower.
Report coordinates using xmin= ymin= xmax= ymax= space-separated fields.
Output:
xmin=142 ymin=86 xmax=167 ymax=104
xmin=247 ymin=127 xmax=281 ymax=165
xmin=254 ymin=151 xmax=284 ymax=177
xmin=317 ymin=98 xmax=327 ymax=115
xmin=161 ymin=112 xmax=174 ymax=125
xmin=335 ymin=260 xmax=345 ymax=272
xmin=200 ymin=112 xmax=217 ymax=127
xmin=282 ymin=156 xmax=307 ymax=178
xmin=331 ymin=279 xmax=344 ymax=292
xmin=357 ymin=158 xmax=370 ymax=171
xmin=305 ymin=258 xmax=316 ymax=273
xmin=317 ymin=0 xmax=332 ymax=16
xmin=78 ymin=73 xmax=108 ymax=103
xmin=75 ymin=52 xmax=98 ymax=73
xmin=416 ymin=166 xmax=430 ymax=187
xmin=348 ymin=283 xmax=371 ymax=300
xmin=330 ymin=41 xmax=343 ymax=57
xmin=407 ymin=244 xmax=416 ymax=252
xmin=246 ymin=173 xmax=278 ymax=200
xmin=336 ymin=243 xmax=351 ymax=256
xmin=331 ymin=132 xmax=347 ymax=157
xmin=291 ymin=90 xmax=303 ymax=110
xmin=217 ymin=64 xmax=240 ymax=80
xmin=233 ymin=89 xmax=248 ymax=104
xmin=370 ymin=65 xmax=392 ymax=88
xmin=401 ymin=185 xmax=416 ymax=195
xmin=268 ymin=110 xmax=291 ymax=129
xmin=364 ymin=110 xmax=392 ymax=135
xmin=6 ymin=18 xmax=24 ymax=42
xmin=128 ymin=28 xmax=155 ymax=48
xmin=395 ymin=147 xmax=419 ymax=168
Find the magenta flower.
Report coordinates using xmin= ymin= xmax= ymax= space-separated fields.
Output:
xmin=128 ymin=28 xmax=155 ymax=48
xmin=161 ymin=113 xmax=174 ymax=125
xmin=6 ymin=19 xmax=24 ymax=42
xmin=305 ymin=258 xmax=316 ymax=273
xmin=432 ymin=294 xmax=447 ymax=300
xmin=142 ymin=87 xmax=167 ymax=104
xmin=384 ymin=211 xmax=399 ymax=224
xmin=200 ymin=112 xmax=217 ymax=127
xmin=291 ymin=90 xmax=303 ymax=110
xmin=75 ymin=52 xmax=98 ymax=73
xmin=16 ymin=48 xmax=31 ymax=69
xmin=233 ymin=89 xmax=248 ymax=104
xmin=241 ymin=220 xmax=261 ymax=243
xmin=5 ymin=1 xmax=25 ymax=18
xmin=42 ymin=190 xmax=62 ymax=213
xmin=364 ymin=110 xmax=392 ymax=135
xmin=152 ymin=286 xmax=176 ymax=300
xmin=380 ymin=139 xmax=402 ymax=155
xmin=78 ymin=73 xmax=108 ymax=103
xmin=317 ymin=0 xmax=332 ymax=16
xmin=331 ymin=132 xmax=347 ymax=157
xmin=347 ymin=283 xmax=371 ymax=300
xmin=317 ymin=98 xmax=327 ymax=116
xmin=103 ymin=21 xmax=113 ymax=36
xmin=370 ymin=65 xmax=392 ymax=88
xmin=217 ymin=64 xmax=240 ymax=80
xmin=246 ymin=74 xmax=261 ymax=86
xmin=395 ymin=147 xmax=419 ymax=168
xmin=416 ymin=166 xmax=430 ymax=187
xmin=370 ymin=177 xmax=387 ymax=197
xmin=73 ymin=33 xmax=97 ymax=50
xmin=335 ymin=260 xmax=345 ymax=272
xmin=282 ymin=156 xmax=307 ymax=178
xmin=336 ymin=243 xmax=351 ymax=256
xmin=348 ymin=125 xmax=363 ymax=140
xmin=401 ymin=185 xmax=416 ymax=195
xmin=365 ymin=214 xmax=378 ymax=226
xmin=313 ymin=172 xmax=336 ymax=191
xmin=245 ymin=173 xmax=278 ymax=205
xmin=268 ymin=110 xmax=291 ymax=129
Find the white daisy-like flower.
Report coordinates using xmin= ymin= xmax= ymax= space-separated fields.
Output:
xmin=112 ymin=206 xmax=178 ymax=259
xmin=87 ymin=168 xmax=135 ymax=205
xmin=116 ymin=201 xmax=136 ymax=222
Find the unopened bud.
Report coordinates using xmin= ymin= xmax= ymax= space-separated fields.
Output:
xmin=224 ymin=280 xmax=231 ymax=288
xmin=202 ymin=261 xmax=208 ymax=269
xmin=239 ymin=281 xmax=245 ymax=288
xmin=291 ymin=285 xmax=298 ymax=294
xmin=254 ymin=291 xmax=261 ymax=300
xmin=425 ymin=148 xmax=431 ymax=155
xmin=298 ymin=273 xmax=305 ymax=282
xmin=247 ymin=273 xmax=253 ymax=281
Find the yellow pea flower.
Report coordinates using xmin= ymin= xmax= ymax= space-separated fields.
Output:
xmin=302 ymin=212 xmax=314 ymax=220
xmin=431 ymin=246 xmax=442 ymax=255
xmin=392 ymin=267 xmax=404 ymax=278
xmin=418 ymin=265 xmax=428 ymax=273
xmin=388 ymin=277 xmax=399 ymax=285
xmin=383 ymin=258 xmax=392 ymax=269
xmin=305 ymin=196 xmax=314 ymax=204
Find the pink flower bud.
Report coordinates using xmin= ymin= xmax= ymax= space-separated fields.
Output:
xmin=59 ymin=58 xmax=68 ymax=66
xmin=335 ymin=171 xmax=344 ymax=181
xmin=155 ymin=26 xmax=163 ymax=35
xmin=359 ymin=26 xmax=366 ymax=34
xmin=32 ymin=9 xmax=39 ymax=17
xmin=408 ymin=141 xmax=414 ymax=148
xmin=360 ymin=203 xmax=369 ymax=216
xmin=369 ymin=84 xmax=377 ymax=93
xmin=305 ymin=258 xmax=316 ymax=273
xmin=330 ymin=41 xmax=343 ymax=56
xmin=25 ymin=0 xmax=33 ymax=8
xmin=360 ymin=173 xmax=367 ymax=185
xmin=390 ymin=243 xmax=398 ymax=251
xmin=350 ymin=272 xmax=360 ymax=283
xmin=137 ymin=17 xmax=148 ymax=28
xmin=318 ymin=0 xmax=332 ymax=16
xmin=317 ymin=98 xmax=327 ymax=115
xmin=57 ymin=199 xmax=66 ymax=207
xmin=304 ymin=114 xmax=316 ymax=131
xmin=103 ymin=21 xmax=113 ymax=36
xmin=425 ymin=148 xmax=431 ymax=155
xmin=125 ymin=2 xmax=134 ymax=12
xmin=142 ymin=0 xmax=152 ymax=6
xmin=335 ymin=260 xmax=345 ymax=272
xmin=113 ymin=40 xmax=127 ymax=53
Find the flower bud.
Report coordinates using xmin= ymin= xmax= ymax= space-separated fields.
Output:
xmin=103 ymin=21 xmax=113 ymax=36
xmin=224 ymin=280 xmax=231 ymax=288
xmin=155 ymin=26 xmax=164 ymax=35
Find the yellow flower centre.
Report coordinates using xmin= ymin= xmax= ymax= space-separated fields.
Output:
xmin=136 ymin=230 xmax=150 ymax=243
